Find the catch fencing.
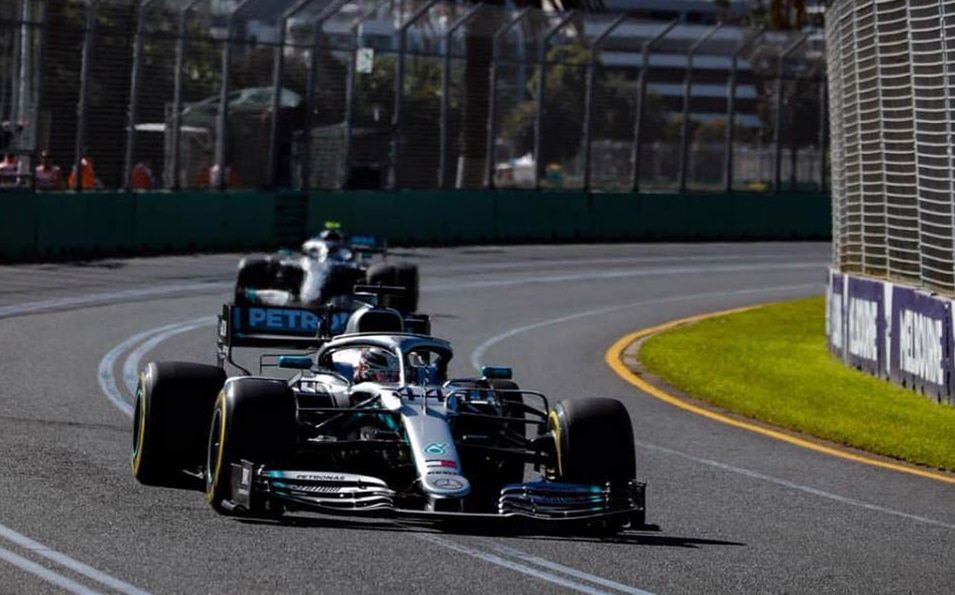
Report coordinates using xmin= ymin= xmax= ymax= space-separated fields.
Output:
xmin=1 ymin=0 xmax=827 ymax=194
xmin=825 ymin=0 xmax=955 ymax=405
xmin=827 ymin=0 xmax=955 ymax=295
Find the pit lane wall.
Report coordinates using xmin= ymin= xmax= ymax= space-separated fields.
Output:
xmin=826 ymin=270 xmax=954 ymax=405
xmin=0 ymin=189 xmax=830 ymax=261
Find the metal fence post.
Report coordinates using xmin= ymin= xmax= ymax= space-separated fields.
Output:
xmin=582 ymin=14 xmax=626 ymax=192
xmin=533 ymin=10 xmax=575 ymax=191
xmin=440 ymin=4 xmax=482 ymax=189
xmin=631 ymin=20 xmax=677 ymax=193
xmin=819 ymin=78 xmax=827 ymax=193
xmin=30 ymin=0 xmax=49 ymax=191
xmin=678 ymin=21 xmax=722 ymax=193
xmin=774 ymin=32 xmax=809 ymax=194
xmin=344 ymin=0 xmax=392 ymax=189
xmin=8 ymin=0 xmax=23 ymax=157
xmin=484 ymin=8 xmax=531 ymax=189
xmin=73 ymin=0 xmax=98 ymax=192
xmin=170 ymin=0 xmax=202 ymax=190
xmin=268 ymin=0 xmax=314 ymax=189
xmin=391 ymin=0 xmax=440 ymax=189
xmin=302 ymin=0 xmax=349 ymax=192
xmin=123 ymin=0 xmax=155 ymax=191
xmin=724 ymin=27 xmax=764 ymax=193
xmin=216 ymin=0 xmax=256 ymax=192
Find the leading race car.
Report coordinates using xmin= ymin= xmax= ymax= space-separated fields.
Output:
xmin=131 ymin=331 xmax=646 ymax=532
xmin=235 ymin=227 xmax=419 ymax=314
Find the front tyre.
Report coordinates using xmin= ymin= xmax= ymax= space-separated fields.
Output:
xmin=549 ymin=398 xmax=636 ymax=485
xmin=131 ymin=362 xmax=225 ymax=487
xmin=205 ymin=378 xmax=296 ymax=514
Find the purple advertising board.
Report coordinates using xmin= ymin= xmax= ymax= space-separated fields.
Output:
xmin=845 ymin=276 xmax=884 ymax=377
xmin=889 ymin=285 xmax=951 ymax=401
xmin=826 ymin=270 xmax=846 ymax=358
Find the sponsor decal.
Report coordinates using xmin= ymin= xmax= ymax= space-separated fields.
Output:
xmin=244 ymin=307 xmax=319 ymax=335
xmin=898 ymin=308 xmax=945 ymax=386
xmin=848 ymin=297 xmax=878 ymax=362
xmin=426 ymin=459 xmax=457 ymax=468
xmin=424 ymin=442 xmax=448 ymax=455
xmin=432 ymin=477 xmax=464 ymax=490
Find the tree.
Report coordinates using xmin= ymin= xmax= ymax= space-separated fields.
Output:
xmin=457 ymin=0 xmax=603 ymax=188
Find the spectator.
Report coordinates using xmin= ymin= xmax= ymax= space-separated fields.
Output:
xmin=209 ymin=162 xmax=240 ymax=189
xmin=35 ymin=150 xmax=63 ymax=190
xmin=68 ymin=155 xmax=96 ymax=190
xmin=0 ymin=152 xmax=18 ymax=186
xmin=130 ymin=160 xmax=155 ymax=190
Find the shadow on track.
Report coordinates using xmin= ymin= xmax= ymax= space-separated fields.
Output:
xmin=235 ymin=516 xmax=744 ymax=549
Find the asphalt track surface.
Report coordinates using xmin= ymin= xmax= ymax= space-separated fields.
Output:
xmin=1 ymin=243 xmax=953 ymax=594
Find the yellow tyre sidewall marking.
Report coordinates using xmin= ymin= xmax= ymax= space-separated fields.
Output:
xmin=131 ymin=372 xmax=148 ymax=476
xmin=605 ymin=304 xmax=955 ymax=486
xmin=207 ymin=391 xmax=228 ymax=502
xmin=548 ymin=410 xmax=563 ymax=478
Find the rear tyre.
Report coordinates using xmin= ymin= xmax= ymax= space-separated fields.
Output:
xmin=234 ymin=255 xmax=273 ymax=304
xmin=206 ymin=378 xmax=296 ymax=514
xmin=131 ymin=362 xmax=226 ymax=487
xmin=392 ymin=263 xmax=419 ymax=313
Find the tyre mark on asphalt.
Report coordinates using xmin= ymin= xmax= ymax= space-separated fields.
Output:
xmin=103 ymin=320 xmax=652 ymax=594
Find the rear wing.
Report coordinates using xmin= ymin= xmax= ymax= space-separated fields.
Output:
xmin=347 ymin=234 xmax=387 ymax=256
xmin=217 ymin=304 xmax=324 ymax=350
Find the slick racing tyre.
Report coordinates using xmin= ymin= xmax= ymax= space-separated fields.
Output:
xmin=548 ymin=398 xmax=636 ymax=486
xmin=234 ymin=255 xmax=273 ymax=304
xmin=131 ymin=362 xmax=226 ymax=487
xmin=206 ymin=378 xmax=296 ymax=514
xmin=393 ymin=263 xmax=419 ymax=313
xmin=365 ymin=263 xmax=419 ymax=313
xmin=548 ymin=398 xmax=639 ymax=531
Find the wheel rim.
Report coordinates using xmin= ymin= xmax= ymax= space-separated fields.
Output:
xmin=206 ymin=403 xmax=224 ymax=498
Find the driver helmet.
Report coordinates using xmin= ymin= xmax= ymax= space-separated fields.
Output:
xmin=319 ymin=229 xmax=342 ymax=243
xmin=354 ymin=347 xmax=399 ymax=384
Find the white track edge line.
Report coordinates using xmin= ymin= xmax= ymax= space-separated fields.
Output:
xmin=415 ymin=534 xmax=610 ymax=594
xmin=480 ymin=541 xmax=651 ymax=595
xmin=0 ymin=525 xmax=149 ymax=595
xmin=0 ymin=542 xmax=102 ymax=595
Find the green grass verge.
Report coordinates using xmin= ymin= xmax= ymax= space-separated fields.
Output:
xmin=639 ymin=296 xmax=955 ymax=472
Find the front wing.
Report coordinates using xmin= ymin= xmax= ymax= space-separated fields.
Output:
xmin=227 ymin=462 xmax=646 ymax=527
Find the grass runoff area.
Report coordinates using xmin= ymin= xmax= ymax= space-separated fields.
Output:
xmin=640 ymin=297 xmax=955 ymax=472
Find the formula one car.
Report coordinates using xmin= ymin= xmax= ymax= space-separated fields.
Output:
xmin=235 ymin=227 xmax=419 ymax=313
xmin=131 ymin=330 xmax=646 ymax=532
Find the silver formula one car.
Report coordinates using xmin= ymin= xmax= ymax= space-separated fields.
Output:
xmin=235 ymin=228 xmax=419 ymax=314
xmin=131 ymin=333 xmax=646 ymax=532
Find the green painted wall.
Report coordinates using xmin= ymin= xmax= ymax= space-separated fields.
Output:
xmin=0 ymin=189 xmax=830 ymax=261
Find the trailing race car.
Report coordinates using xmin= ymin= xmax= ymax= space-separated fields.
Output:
xmin=132 ymin=332 xmax=646 ymax=532
xmin=234 ymin=228 xmax=419 ymax=314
